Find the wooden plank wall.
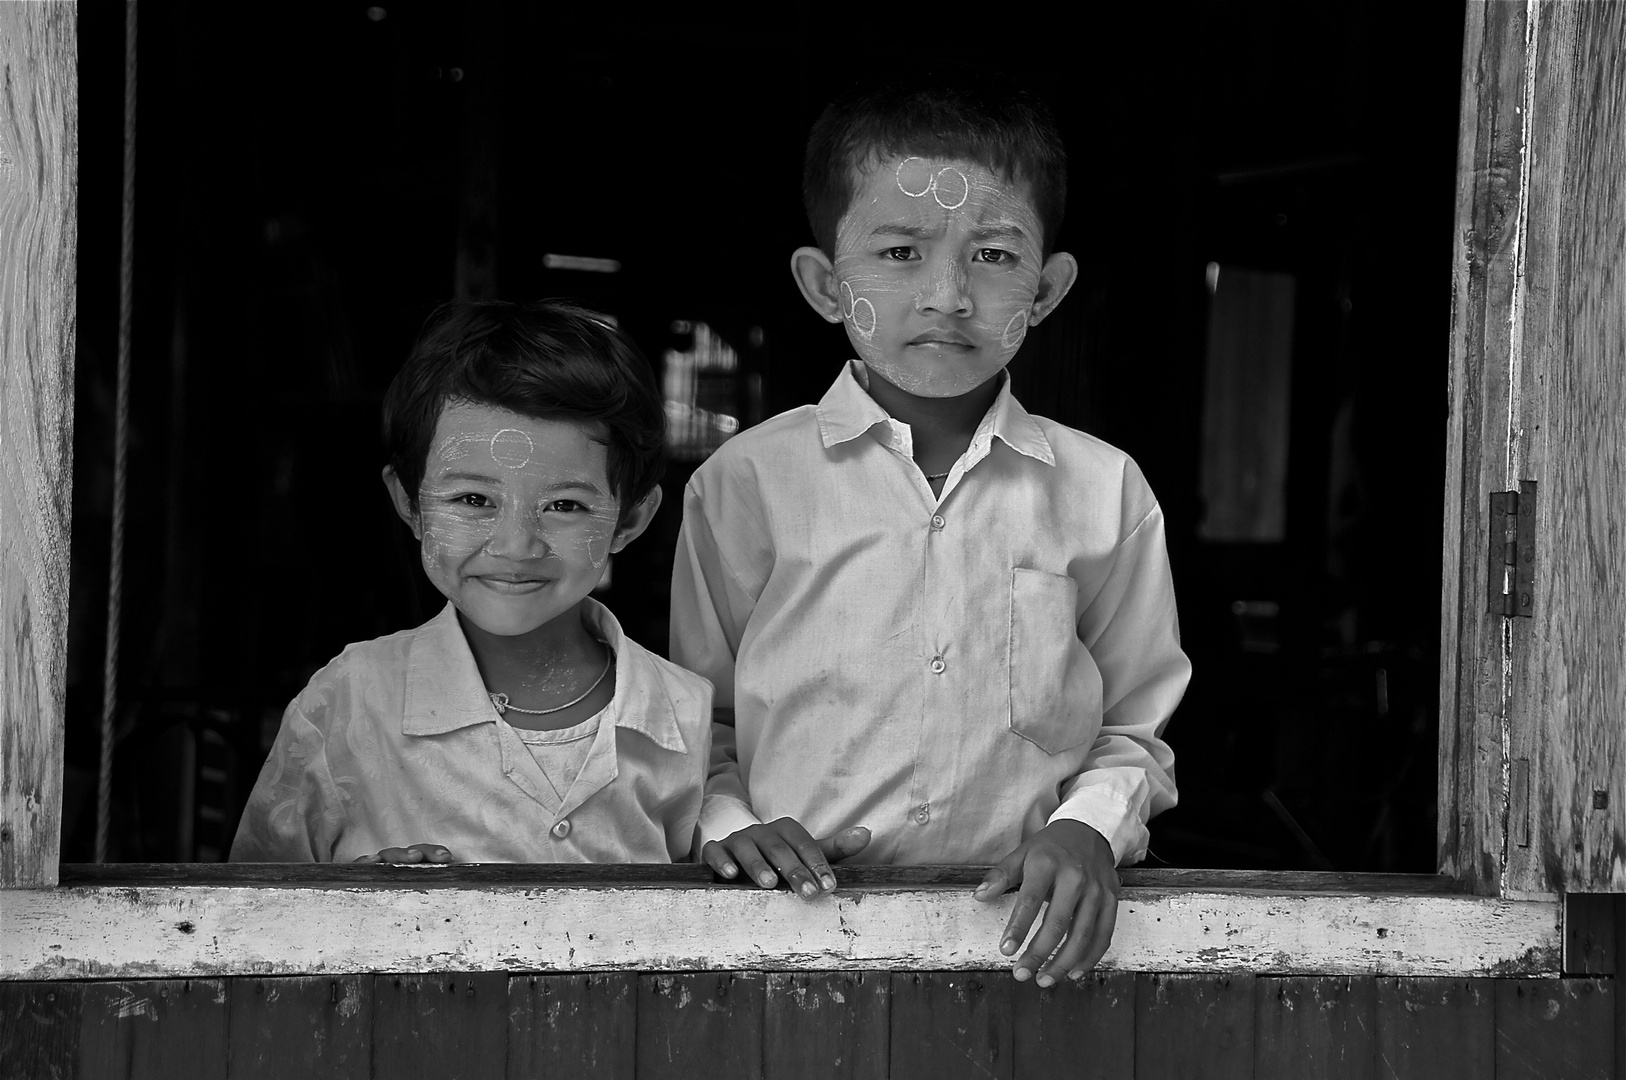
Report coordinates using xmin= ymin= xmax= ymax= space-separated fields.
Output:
xmin=0 ymin=0 xmax=76 ymax=889
xmin=0 ymin=972 xmax=1615 ymax=1079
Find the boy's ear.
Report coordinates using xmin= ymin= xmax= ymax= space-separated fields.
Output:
xmin=1029 ymin=251 xmax=1080 ymax=326
xmin=790 ymin=247 xmax=845 ymax=324
xmin=609 ymin=485 xmax=663 ymax=554
xmin=382 ymin=466 xmax=422 ymax=539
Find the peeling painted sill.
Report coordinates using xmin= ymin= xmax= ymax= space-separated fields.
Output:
xmin=1 ymin=866 xmax=1561 ymax=981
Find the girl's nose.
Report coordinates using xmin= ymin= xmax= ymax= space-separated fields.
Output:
xmin=485 ymin=504 xmax=550 ymax=558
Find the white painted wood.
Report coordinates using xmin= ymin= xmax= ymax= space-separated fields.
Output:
xmin=0 ymin=885 xmax=1560 ymax=980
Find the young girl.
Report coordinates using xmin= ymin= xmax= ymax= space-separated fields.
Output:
xmin=232 ymin=300 xmax=709 ymax=863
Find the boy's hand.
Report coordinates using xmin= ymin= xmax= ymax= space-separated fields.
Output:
xmin=703 ymin=819 xmax=871 ymax=900
xmin=973 ymin=820 xmax=1119 ymax=986
xmin=354 ymin=843 xmax=454 ymax=865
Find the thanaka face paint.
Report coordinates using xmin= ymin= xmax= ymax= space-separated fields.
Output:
xmin=832 ymin=155 xmax=1046 ymax=398
xmin=411 ymin=403 xmax=625 ymax=639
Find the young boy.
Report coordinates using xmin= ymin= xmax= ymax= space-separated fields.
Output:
xmin=671 ymin=83 xmax=1189 ymax=983
xmin=233 ymin=299 xmax=711 ymax=864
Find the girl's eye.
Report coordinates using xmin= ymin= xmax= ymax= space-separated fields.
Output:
xmin=456 ymin=493 xmax=493 ymax=508
xmin=974 ymin=248 xmax=1015 ymax=265
xmin=546 ymin=499 xmax=584 ymax=513
xmin=883 ymin=247 xmax=917 ymax=261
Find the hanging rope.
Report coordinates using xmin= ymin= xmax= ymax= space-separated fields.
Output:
xmin=97 ymin=0 xmax=137 ymax=863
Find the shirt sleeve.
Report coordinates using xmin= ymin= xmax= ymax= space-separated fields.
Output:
xmin=670 ymin=474 xmax=767 ymax=846
xmin=229 ymin=696 xmax=347 ymax=862
xmin=1047 ymin=491 xmax=1188 ymax=866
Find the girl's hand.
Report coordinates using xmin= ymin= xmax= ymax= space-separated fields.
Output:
xmin=354 ymin=843 xmax=454 ymax=865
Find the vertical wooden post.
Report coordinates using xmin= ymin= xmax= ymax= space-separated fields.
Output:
xmin=0 ymin=5 xmax=77 ymax=888
xmin=1440 ymin=0 xmax=1626 ymax=896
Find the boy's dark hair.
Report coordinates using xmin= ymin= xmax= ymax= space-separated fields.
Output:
xmin=803 ymin=80 xmax=1068 ymax=257
xmin=383 ymin=299 xmax=665 ymax=522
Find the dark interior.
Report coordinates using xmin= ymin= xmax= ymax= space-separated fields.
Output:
xmin=67 ymin=3 xmax=1464 ymax=869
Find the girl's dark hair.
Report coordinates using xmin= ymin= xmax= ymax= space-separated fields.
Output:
xmin=382 ymin=299 xmax=664 ymax=522
xmin=803 ymin=80 xmax=1068 ymax=257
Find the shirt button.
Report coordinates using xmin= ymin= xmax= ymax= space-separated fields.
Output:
xmin=930 ymin=514 xmax=945 ymax=531
xmin=551 ymin=819 xmax=572 ymax=839
xmin=913 ymin=804 xmax=931 ymax=825
xmin=929 ymin=655 xmax=946 ymax=674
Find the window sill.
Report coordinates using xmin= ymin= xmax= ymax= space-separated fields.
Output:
xmin=2 ymin=866 xmax=1561 ymax=980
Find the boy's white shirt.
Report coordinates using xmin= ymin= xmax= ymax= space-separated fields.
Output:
xmin=672 ymin=361 xmax=1187 ymax=867
xmin=230 ymin=598 xmax=711 ymax=864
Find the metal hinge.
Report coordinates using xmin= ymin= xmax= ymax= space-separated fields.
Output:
xmin=1487 ymin=481 xmax=1536 ymax=617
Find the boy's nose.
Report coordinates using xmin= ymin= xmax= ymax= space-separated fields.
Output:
xmin=917 ymin=255 xmax=972 ymax=317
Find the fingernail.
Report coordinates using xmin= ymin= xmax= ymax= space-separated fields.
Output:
xmin=1013 ymin=967 xmax=1031 ymax=982
xmin=1036 ymin=974 xmax=1055 ymax=989
xmin=1001 ymin=938 xmax=1019 ymax=956
xmin=1069 ymin=970 xmax=1086 ymax=982
xmin=721 ymin=863 xmax=738 ymax=878
xmin=800 ymin=882 xmax=817 ymax=898
xmin=759 ymin=872 xmax=777 ymax=887
xmin=820 ymin=874 xmax=836 ymax=891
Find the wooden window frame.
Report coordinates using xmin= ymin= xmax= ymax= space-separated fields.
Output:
xmin=4 ymin=3 xmax=1618 ymax=981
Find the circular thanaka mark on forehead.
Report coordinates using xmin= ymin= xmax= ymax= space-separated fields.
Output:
xmin=1002 ymin=309 xmax=1030 ymax=349
xmin=895 ymin=156 xmax=934 ymax=198
xmin=489 ymin=428 xmax=534 ymax=470
xmin=931 ymin=167 xmax=969 ymax=210
xmin=892 ymin=157 xmax=970 ymax=210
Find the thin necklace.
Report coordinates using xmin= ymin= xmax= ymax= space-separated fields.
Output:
xmin=924 ymin=469 xmax=950 ymax=481
xmin=489 ymin=651 xmax=613 ymax=717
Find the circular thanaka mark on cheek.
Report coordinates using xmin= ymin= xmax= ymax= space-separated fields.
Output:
xmin=1002 ymin=309 xmax=1030 ymax=349
xmin=851 ymin=297 xmax=877 ymax=340
xmin=489 ymin=428 xmax=534 ymax=469
xmin=839 ymin=280 xmax=877 ymax=340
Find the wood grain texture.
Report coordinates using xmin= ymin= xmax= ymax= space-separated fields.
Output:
xmin=226 ymin=976 xmax=371 ymax=1080
xmin=637 ymin=971 xmax=765 ymax=1080
xmin=1442 ymin=0 xmax=1626 ymax=897
xmin=761 ymin=971 xmax=888 ymax=1080
xmin=1133 ymin=973 xmax=1254 ymax=1080
xmin=1254 ymin=976 xmax=1376 ymax=1080
xmin=1504 ymin=0 xmax=1626 ymax=896
xmin=370 ymin=972 xmax=509 ymax=1080
xmin=2 ymin=883 xmax=1562 ymax=980
xmin=0 ymin=1 xmax=76 ymax=890
xmin=1374 ymin=977 xmax=1493 ymax=1080
xmin=1011 ymin=970 xmax=1134 ymax=1079
xmin=507 ymin=973 xmax=636 ymax=1080
xmin=0 ymin=980 xmax=84 ymax=1078
xmin=76 ymin=979 xmax=229 ymax=1080
xmin=55 ymin=862 xmax=1469 ymax=893
xmin=888 ymin=971 xmax=1013 ymax=1080
xmin=1494 ymin=977 xmax=1615 ymax=1080
xmin=1439 ymin=0 xmax=1528 ymax=899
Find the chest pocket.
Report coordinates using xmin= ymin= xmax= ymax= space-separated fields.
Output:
xmin=1008 ymin=567 xmax=1096 ymax=754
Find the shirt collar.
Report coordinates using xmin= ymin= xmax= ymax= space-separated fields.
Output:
xmin=402 ymin=600 xmax=689 ymax=753
xmin=814 ymin=360 xmax=1055 ymax=467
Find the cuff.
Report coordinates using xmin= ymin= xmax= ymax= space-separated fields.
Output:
xmin=696 ymin=794 xmax=763 ymax=852
xmin=1048 ymin=790 xmax=1147 ymax=867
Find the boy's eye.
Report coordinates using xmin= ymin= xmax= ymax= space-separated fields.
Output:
xmin=974 ymin=248 xmax=1016 ymax=265
xmin=455 ymin=493 xmax=494 ymax=508
xmin=882 ymin=247 xmax=918 ymax=262
xmin=546 ymin=499 xmax=585 ymax=514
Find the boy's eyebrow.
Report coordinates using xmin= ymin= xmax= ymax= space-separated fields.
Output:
xmin=868 ymin=222 xmax=1032 ymax=242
